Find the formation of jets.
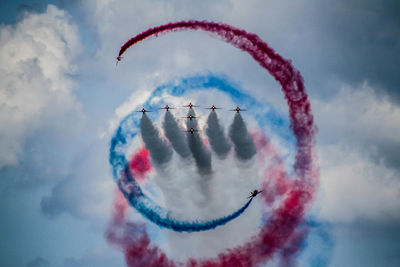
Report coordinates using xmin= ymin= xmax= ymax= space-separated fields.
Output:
xmin=137 ymin=103 xmax=247 ymax=114
xmin=137 ymin=103 xmax=248 ymax=133
xmin=136 ymin=103 xmax=260 ymax=197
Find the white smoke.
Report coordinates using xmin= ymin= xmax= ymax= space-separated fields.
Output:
xmin=138 ymin=102 xmax=264 ymax=260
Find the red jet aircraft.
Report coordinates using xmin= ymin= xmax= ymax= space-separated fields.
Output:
xmin=205 ymin=105 xmax=222 ymax=111
xmin=136 ymin=108 xmax=151 ymax=114
xmin=184 ymin=127 xmax=199 ymax=134
xmin=159 ymin=105 xmax=175 ymax=111
xmin=230 ymin=106 xmax=247 ymax=113
xmin=183 ymin=102 xmax=199 ymax=109
xmin=182 ymin=114 xmax=199 ymax=121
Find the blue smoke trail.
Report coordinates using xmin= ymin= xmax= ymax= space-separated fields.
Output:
xmin=109 ymin=73 xmax=293 ymax=232
xmin=297 ymin=218 xmax=335 ymax=267
xmin=120 ymin=162 xmax=253 ymax=232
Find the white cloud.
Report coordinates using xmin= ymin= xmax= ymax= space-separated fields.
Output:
xmin=314 ymin=81 xmax=400 ymax=149
xmin=0 ymin=5 xmax=81 ymax=168
xmin=317 ymin=144 xmax=400 ymax=223
xmin=313 ymin=82 xmax=400 ymax=223
xmin=15 ymin=1 xmax=399 ymax=265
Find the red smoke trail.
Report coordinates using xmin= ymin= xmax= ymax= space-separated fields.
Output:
xmin=129 ymin=147 xmax=151 ymax=181
xmin=106 ymin=132 xmax=315 ymax=266
xmin=113 ymin=21 xmax=318 ymax=266
xmin=106 ymin=192 xmax=176 ymax=267
xmin=107 ymin=148 xmax=175 ymax=266
xmin=118 ymin=20 xmax=317 ymax=181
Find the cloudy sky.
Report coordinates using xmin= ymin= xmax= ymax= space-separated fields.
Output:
xmin=0 ymin=0 xmax=399 ymax=266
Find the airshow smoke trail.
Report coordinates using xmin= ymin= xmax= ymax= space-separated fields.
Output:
xmin=118 ymin=20 xmax=316 ymax=179
xmin=185 ymin=109 xmax=212 ymax=175
xmin=163 ymin=111 xmax=191 ymax=159
xmin=129 ymin=147 xmax=151 ymax=181
xmin=140 ymin=113 xmax=172 ymax=166
xmin=229 ymin=113 xmax=256 ymax=161
xmin=106 ymin=193 xmax=176 ymax=267
xmin=119 ymin=162 xmax=253 ymax=232
xmin=111 ymin=20 xmax=319 ymax=266
xmin=110 ymin=139 xmax=254 ymax=233
xmin=108 ymin=130 xmax=306 ymax=266
xmin=206 ymin=111 xmax=231 ymax=159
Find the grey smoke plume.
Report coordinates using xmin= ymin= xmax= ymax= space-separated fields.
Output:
xmin=229 ymin=113 xmax=256 ymax=161
xmin=185 ymin=109 xmax=212 ymax=174
xmin=163 ymin=111 xmax=191 ymax=158
xmin=206 ymin=111 xmax=231 ymax=159
xmin=140 ymin=113 xmax=172 ymax=166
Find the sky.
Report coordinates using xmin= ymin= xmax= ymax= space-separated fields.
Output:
xmin=0 ymin=0 xmax=399 ymax=266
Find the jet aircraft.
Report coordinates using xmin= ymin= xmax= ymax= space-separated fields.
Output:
xmin=183 ymin=114 xmax=199 ymax=120
xmin=230 ymin=106 xmax=247 ymax=113
xmin=116 ymin=56 xmax=123 ymax=65
xmin=184 ymin=127 xmax=199 ymax=134
xmin=136 ymin=108 xmax=151 ymax=114
xmin=183 ymin=102 xmax=199 ymax=109
xmin=160 ymin=105 xmax=175 ymax=111
xmin=248 ymin=189 xmax=263 ymax=199
xmin=205 ymin=105 xmax=221 ymax=111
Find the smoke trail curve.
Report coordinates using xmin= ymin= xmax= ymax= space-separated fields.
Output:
xmin=112 ymin=20 xmax=319 ymax=266
xmin=121 ymin=164 xmax=253 ymax=232
xmin=110 ymin=112 xmax=254 ymax=232
xmin=118 ymin=20 xmax=316 ymax=181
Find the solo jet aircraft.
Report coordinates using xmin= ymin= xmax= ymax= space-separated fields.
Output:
xmin=248 ymin=189 xmax=263 ymax=199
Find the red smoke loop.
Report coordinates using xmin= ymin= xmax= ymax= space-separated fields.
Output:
xmin=106 ymin=131 xmax=317 ymax=266
xmin=109 ymin=20 xmax=319 ymax=266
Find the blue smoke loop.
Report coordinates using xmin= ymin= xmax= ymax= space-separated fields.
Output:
xmin=109 ymin=73 xmax=292 ymax=232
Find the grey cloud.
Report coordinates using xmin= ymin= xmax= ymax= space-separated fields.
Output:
xmin=277 ymin=0 xmax=400 ymax=102
xmin=40 ymin=142 xmax=114 ymax=221
xmin=317 ymin=0 xmax=400 ymax=98
xmin=41 ymin=176 xmax=77 ymax=218
xmin=63 ymin=246 xmax=124 ymax=267
xmin=27 ymin=257 xmax=50 ymax=267
xmin=329 ymin=222 xmax=400 ymax=267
